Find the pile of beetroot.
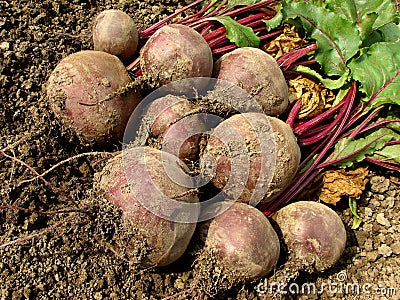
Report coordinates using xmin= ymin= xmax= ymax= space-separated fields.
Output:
xmin=42 ymin=0 xmax=398 ymax=297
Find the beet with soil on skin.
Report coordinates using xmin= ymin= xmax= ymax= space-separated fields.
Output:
xmin=46 ymin=50 xmax=142 ymax=147
xmin=274 ymin=201 xmax=347 ymax=273
xmin=213 ymin=47 xmax=289 ymax=116
xmin=92 ymin=9 xmax=139 ymax=60
xmin=144 ymin=94 xmax=206 ymax=162
xmin=192 ymin=202 xmax=280 ymax=296
xmin=140 ymin=24 xmax=213 ymax=92
xmin=94 ymin=146 xmax=199 ymax=267
xmin=200 ymin=112 xmax=300 ymax=205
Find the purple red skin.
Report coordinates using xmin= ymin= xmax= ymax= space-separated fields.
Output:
xmin=96 ymin=147 xmax=198 ymax=267
xmin=93 ymin=9 xmax=139 ymax=60
xmin=213 ymin=47 xmax=289 ymax=116
xmin=46 ymin=50 xmax=141 ymax=147
xmin=205 ymin=202 xmax=280 ymax=281
xmin=140 ymin=24 xmax=213 ymax=90
xmin=202 ymin=112 xmax=300 ymax=205
xmin=146 ymin=95 xmax=205 ymax=162
xmin=203 ymin=113 xmax=266 ymax=204
xmin=274 ymin=201 xmax=347 ymax=271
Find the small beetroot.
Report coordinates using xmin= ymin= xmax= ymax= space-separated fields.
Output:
xmin=93 ymin=9 xmax=139 ymax=60
xmin=192 ymin=202 xmax=280 ymax=296
xmin=274 ymin=201 xmax=347 ymax=273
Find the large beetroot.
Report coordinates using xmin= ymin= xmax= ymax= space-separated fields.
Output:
xmin=46 ymin=50 xmax=141 ymax=147
xmin=201 ymin=112 xmax=300 ymax=205
xmin=94 ymin=146 xmax=199 ymax=267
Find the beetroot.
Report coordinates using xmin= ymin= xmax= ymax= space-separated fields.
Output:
xmin=92 ymin=9 xmax=139 ymax=60
xmin=213 ymin=47 xmax=289 ymax=116
xmin=144 ymin=94 xmax=206 ymax=162
xmin=274 ymin=201 xmax=347 ymax=273
xmin=201 ymin=112 xmax=300 ymax=205
xmin=265 ymin=116 xmax=301 ymax=202
xmin=94 ymin=146 xmax=199 ymax=267
xmin=46 ymin=50 xmax=141 ymax=147
xmin=140 ymin=24 xmax=213 ymax=92
xmin=192 ymin=202 xmax=280 ymax=296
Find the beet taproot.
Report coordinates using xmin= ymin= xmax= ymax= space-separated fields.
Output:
xmin=274 ymin=201 xmax=347 ymax=272
xmin=46 ymin=50 xmax=141 ymax=147
xmin=92 ymin=9 xmax=139 ymax=60
xmin=192 ymin=202 xmax=280 ymax=296
xmin=201 ymin=112 xmax=300 ymax=205
xmin=140 ymin=24 xmax=213 ymax=92
xmin=213 ymin=47 xmax=289 ymax=116
xmin=144 ymin=94 xmax=205 ymax=162
xmin=94 ymin=146 xmax=199 ymax=267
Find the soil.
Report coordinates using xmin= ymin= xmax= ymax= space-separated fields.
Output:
xmin=1 ymin=1 xmax=399 ymax=299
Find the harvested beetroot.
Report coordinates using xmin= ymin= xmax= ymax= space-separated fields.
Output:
xmin=144 ymin=94 xmax=205 ymax=162
xmin=213 ymin=47 xmax=289 ymax=116
xmin=192 ymin=202 xmax=280 ymax=296
xmin=201 ymin=112 xmax=300 ymax=205
xmin=140 ymin=24 xmax=213 ymax=92
xmin=46 ymin=50 xmax=141 ymax=147
xmin=274 ymin=201 xmax=347 ymax=273
xmin=94 ymin=146 xmax=199 ymax=267
xmin=92 ymin=9 xmax=139 ymax=60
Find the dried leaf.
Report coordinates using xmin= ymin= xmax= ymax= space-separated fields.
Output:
xmin=287 ymin=75 xmax=335 ymax=119
xmin=318 ymin=167 xmax=369 ymax=205
xmin=262 ymin=24 xmax=306 ymax=58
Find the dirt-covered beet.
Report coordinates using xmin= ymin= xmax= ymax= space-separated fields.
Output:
xmin=46 ymin=50 xmax=142 ymax=147
xmin=274 ymin=201 xmax=347 ymax=273
xmin=213 ymin=47 xmax=289 ymax=116
xmin=192 ymin=202 xmax=280 ymax=296
xmin=140 ymin=24 xmax=213 ymax=92
xmin=201 ymin=112 xmax=300 ymax=205
xmin=144 ymin=94 xmax=205 ymax=162
xmin=94 ymin=146 xmax=199 ymax=267
xmin=92 ymin=9 xmax=139 ymax=60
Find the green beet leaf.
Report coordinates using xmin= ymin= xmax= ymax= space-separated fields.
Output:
xmin=349 ymin=197 xmax=363 ymax=230
xmin=264 ymin=7 xmax=283 ymax=31
xmin=370 ymin=144 xmax=400 ymax=164
xmin=326 ymin=0 xmax=398 ymax=31
xmin=379 ymin=23 xmax=400 ymax=42
xmin=294 ymin=65 xmax=350 ymax=90
xmin=328 ymin=128 xmax=399 ymax=168
xmin=208 ymin=16 xmax=260 ymax=48
xmin=282 ymin=1 xmax=361 ymax=76
xmin=349 ymin=42 xmax=400 ymax=106
xmin=325 ymin=0 xmax=398 ymax=40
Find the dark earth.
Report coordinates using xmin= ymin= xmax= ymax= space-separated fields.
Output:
xmin=1 ymin=0 xmax=399 ymax=299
